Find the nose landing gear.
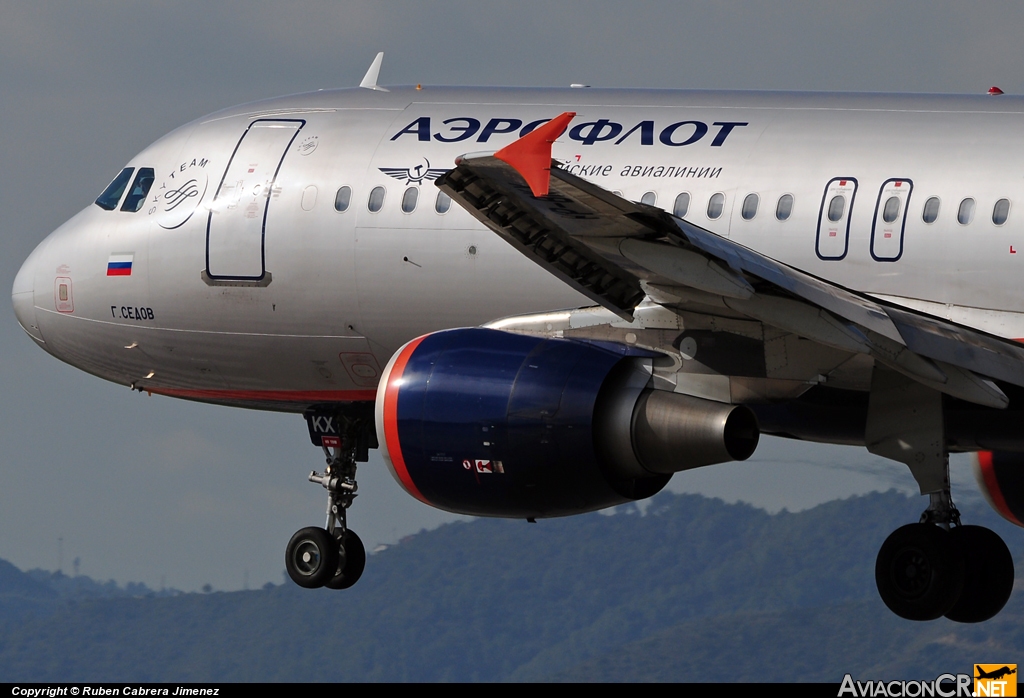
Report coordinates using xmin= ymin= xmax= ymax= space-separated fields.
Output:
xmin=284 ymin=410 xmax=372 ymax=590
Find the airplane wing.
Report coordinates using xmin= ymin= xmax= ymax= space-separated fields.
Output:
xmin=436 ymin=128 xmax=1024 ymax=410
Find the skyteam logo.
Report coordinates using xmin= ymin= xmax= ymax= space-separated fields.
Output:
xmin=379 ymin=159 xmax=449 ymax=185
xmin=153 ymin=156 xmax=210 ymax=230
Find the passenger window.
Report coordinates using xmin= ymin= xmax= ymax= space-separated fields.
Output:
xmin=881 ymin=196 xmax=901 ymax=224
xmin=741 ymin=193 xmax=759 ymax=220
xmin=401 ymin=187 xmax=418 ymax=213
xmin=993 ymin=199 xmax=1010 ymax=226
xmin=922 ymin=197 xmax=940 ymax=223
xmin=95 ymin=168 xmax=134 ymax=211
xmin=334 ymin=186 xmax=351 ymax=212
xmin=958 ymin=198 xmax=975 ymax=225
xmin=368 ymin=186 xmax=385 ymax=212
xmin=673 ymin=192 xmax=690 ymax=218
xmin=120 ymin=168 xmax=155 ymax=212
xmin=827 ymin=195 xmax=846 ymax=223
xmin=776 ymin=194 xmax=794 ymax=221
xmin=707 ymin=193 xmax=725 ymax=220
xmin=640 ymin=191 xmax=657 ymax=206
xmin=435 ymin=191 xmax=452 ymax=214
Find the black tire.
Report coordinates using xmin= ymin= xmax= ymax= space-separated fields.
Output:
xmin=285 ymin=527 xmax=340 ymax=589
xmin=326 ymin=529 xmax=366 ymax=590
xmin=944 ymin=525 xmax=1014 ymax=623
xmin=875 ymin=523 xmax=965 ymax=621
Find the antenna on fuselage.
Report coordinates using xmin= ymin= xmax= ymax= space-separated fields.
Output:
xmin=360 ymin=52 xmax=388 ymax=92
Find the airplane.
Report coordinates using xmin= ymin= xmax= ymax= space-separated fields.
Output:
xmin=12 ymin=53 xmax=1024 ymax=622
xmin=976 ymin=667 xmax=1017 ymax=681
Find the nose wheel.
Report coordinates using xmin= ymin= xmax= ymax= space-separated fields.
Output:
xmin=284 ymin=411 xmax=372 ymax=590
xmin=325 ymin=529 xmax=366 ymax=590
xmin=285 ymin=527 xmax=339 ymax=589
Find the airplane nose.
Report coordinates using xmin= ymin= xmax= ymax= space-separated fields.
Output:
xmin=12 ymin=244 xmax=43 ymax=343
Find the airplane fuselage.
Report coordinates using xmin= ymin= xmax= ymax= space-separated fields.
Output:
xmin=17 ymin=82 xmax=1024 ymax=619
xmin=14 ymin=86 xmax=1024 ymax=412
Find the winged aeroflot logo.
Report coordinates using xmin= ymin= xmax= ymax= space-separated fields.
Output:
xmin=379 ymin=158 xmax=449 ymax=185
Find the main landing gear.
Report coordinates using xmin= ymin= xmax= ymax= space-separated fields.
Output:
xmin=874 ymin=493 xmax=1014 ymax=622
xmin=867 ymin=368 xmax=1013 ymax=622
xmin=284 ymin=411 xmax=372 ymax=590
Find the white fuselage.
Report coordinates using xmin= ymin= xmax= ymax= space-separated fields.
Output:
xmin=13 ymin=86 xmax=1024 ymax=411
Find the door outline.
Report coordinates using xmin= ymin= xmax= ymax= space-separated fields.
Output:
xmin=205 ymin=118 xmax=305 ymax=282
xmin=815 ymin=177 xmax=858 ymax=261
xmin=869 ymin=178 xmax=914 ymax=263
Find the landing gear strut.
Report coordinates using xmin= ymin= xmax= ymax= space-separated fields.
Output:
xmin=284 ymin=410 xmax=372 ymax=590
xmin=867 ymin=368 xmax=1013 ymax=622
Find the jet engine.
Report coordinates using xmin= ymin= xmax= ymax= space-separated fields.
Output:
xmin=975 ymin=451 xmax=1024 ymax=527
xmin=375 ymin=328 xmax=759 ymax=518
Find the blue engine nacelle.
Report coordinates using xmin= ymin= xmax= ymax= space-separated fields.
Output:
xmin=375 ymin=328 xmax=759 ymax=519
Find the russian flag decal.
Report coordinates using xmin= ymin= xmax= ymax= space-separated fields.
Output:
xmin=107 ymin=253 xmax=133 ymax=277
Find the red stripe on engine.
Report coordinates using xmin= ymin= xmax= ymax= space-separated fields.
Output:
xmin=383 ymin=336 xmax=429 ymax=504
xmin=977 ymin=451 xmax=1024 ymax=526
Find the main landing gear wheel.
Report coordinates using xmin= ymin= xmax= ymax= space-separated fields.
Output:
xmin=944 ymin=525 xmax=1014 ymax=624
xmin=325 ymin=529 xmax=366 ymax=590
xmin=875 ymin=523 xmax=965 ymax=621
xmin=285 ymin=526 xmax=340 ymax=589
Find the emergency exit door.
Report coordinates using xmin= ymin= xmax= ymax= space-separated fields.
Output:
xmin=870 ymin=179 xmax=913 ymax=262
xmin=206 ymin=119 xmax=304 ymax=281
xmin=816 ymin=177 xmax=858 ymax=261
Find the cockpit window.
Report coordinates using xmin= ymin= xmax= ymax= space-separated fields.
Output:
xmin=95 ymin=168 xmax=134 ymax=210
xmin=120 ymin=168 xmax=155 ymax=212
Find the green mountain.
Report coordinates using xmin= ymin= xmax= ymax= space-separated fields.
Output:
xmin=0 ymin=490 xmax=1020 ymax=681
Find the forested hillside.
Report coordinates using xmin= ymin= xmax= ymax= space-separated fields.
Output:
xmin=1 ymin=490 xmax=1020 ymax=682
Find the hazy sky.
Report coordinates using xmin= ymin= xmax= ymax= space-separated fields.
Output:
xmin=0 ymin=1 xmax=1016 ymax=591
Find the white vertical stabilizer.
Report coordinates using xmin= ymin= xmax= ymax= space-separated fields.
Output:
xmin=359 ymin=52 xmax=387 ymax=91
